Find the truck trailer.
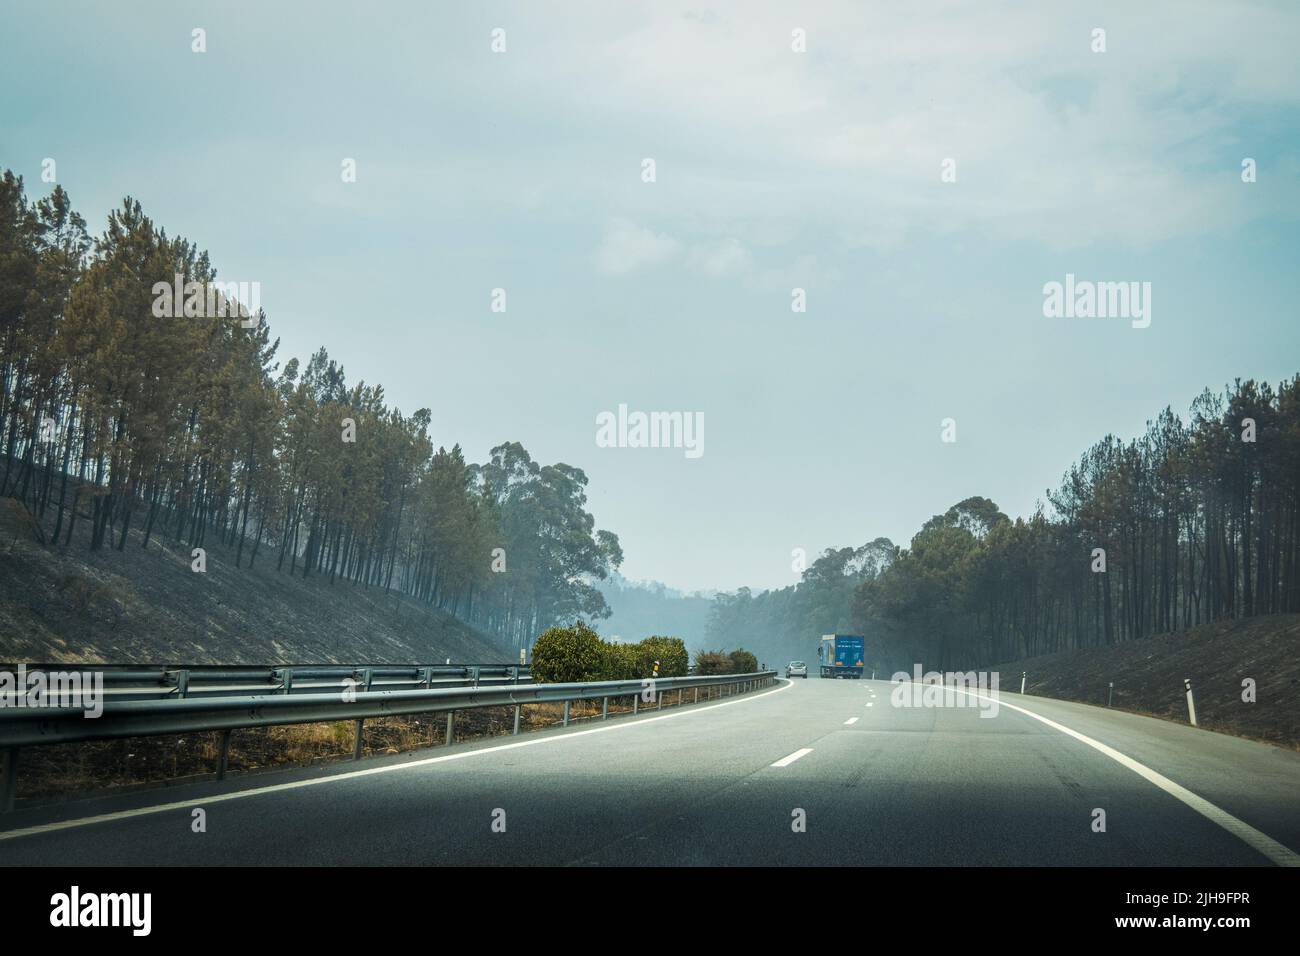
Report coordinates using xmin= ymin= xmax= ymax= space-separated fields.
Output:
xmin=819 ymin=634 xmax=865 ymax=679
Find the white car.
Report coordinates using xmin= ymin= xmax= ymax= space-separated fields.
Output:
xmin=786 ymin=661 xmax=808 ymax=678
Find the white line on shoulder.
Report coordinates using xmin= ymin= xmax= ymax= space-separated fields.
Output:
xmin=958 ymin=688 xmax=1300 ymax=867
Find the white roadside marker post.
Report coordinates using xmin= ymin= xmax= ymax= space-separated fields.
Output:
xmin=1020 ymin=671 xmax=1026 ymax=695
xmin=1184 ymin=678 xmax=1198 ymax=726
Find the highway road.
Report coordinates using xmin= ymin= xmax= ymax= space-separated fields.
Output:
xmin=2 ymin=677 xmax=1298 ymax=866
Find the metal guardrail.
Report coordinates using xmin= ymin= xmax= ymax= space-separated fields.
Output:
xmin=0 ymin=669 xmax=779 ymax=811
xmin=0 ymin=662 xmax=530 ymax=702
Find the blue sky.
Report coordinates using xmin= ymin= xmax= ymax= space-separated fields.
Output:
xmin=3 ymin=1 xmax=1298 ymax=592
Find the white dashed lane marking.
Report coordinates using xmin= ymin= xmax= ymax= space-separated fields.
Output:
xmin=771 ymin=748 xmax=813 ymax=768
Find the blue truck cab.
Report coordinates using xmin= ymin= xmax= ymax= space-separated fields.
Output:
xmin=819 ymin=634 xmax=865 ymax=679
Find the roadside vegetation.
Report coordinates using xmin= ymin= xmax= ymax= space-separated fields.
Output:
xmin=0 ymin=171 xmax=622 ymax=661
xmin=707 ymin=376 xmax=1300 ymax=675
xmin=693 ymin=648 xmax=758 ymax=675
xmin=529 ymin=620 xmax=688 ymax=682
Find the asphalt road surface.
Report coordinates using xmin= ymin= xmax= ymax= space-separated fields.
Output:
xmin=2 ymin=677 xmax=1298 ymax=866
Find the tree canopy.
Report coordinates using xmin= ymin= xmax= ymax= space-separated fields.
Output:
xmin=0 ymin=171 xmax=622 ymax=654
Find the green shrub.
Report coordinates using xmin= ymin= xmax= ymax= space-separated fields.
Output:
xmin=601 ymin=641 xmax=641 ymax=681
xmin=693 ymin=647 xmax=759 ymax=675
xmin=693 ymin=650 xmax=732 ymax=675
xmin=530 ymin=620 xmax=607 ymax=683
xmin=636 ymin=636 xmax=689 ymax=677
xmin=531 ymin=625 xmax=691 ymax=683
xmin=728 ymin=649 xmax=758 ymax=674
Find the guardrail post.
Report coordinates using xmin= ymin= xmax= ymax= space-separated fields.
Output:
xmin=513 ymin=705 xmax=522 ymax=735
xmin=361 ymin=668 xmax=373 ymax=693
xmin=353 ymin=719 xmax=365 ymax=759
xmin=1184 ymin=678 xmax=1197 ymax=726
xmin=601 ymin=697 xmax=609 ymax=720
xmin=563 ymin=700 xmax=570 ymax=727
xmin=445 ymin=711 xmax=455 ymax=746
xmin=281 ymin=668 xmax=294 ymax=695
xmin=423 ymin=667 xmax=433 ymax=689
xmin=174 ymin=669 xmax=189 ymax=699
xmin=216 ymin=730 xmax=232 ymax=781
xmin=1 ymin=747 xmax=18 ymax=812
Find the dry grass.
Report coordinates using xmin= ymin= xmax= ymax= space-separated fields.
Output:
xmin=11 ymin=689 xmax=703 ymax=803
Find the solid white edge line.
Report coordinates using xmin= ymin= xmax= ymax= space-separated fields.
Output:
xmin=954 ymin=687 xmax=1300 ymax=867
xmin=0 ymin=678 xmax=794 ymax=843
xmin=843 ymin=717 xmax=859 ymax=725
xmin=771 ymin=747 xmax=813 ymax=768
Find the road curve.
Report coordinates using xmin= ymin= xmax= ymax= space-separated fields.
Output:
xmin=2 ymin=677 xmax=1298 ymax=866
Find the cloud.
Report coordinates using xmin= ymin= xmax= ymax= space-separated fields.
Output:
xmin=468 ymin=2 xmax=1300 ymax=252
xmin=594 ymin=220 xmax=681 ymax=275
xmin=689 ymin=237 xmax=752 ymax=277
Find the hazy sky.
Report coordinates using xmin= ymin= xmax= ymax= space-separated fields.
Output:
xmin=3 ymin=1 xmax=1298 ymax=592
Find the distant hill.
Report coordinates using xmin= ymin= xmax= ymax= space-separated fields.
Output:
xmin=593 ymin=573 xmax=714 ymax=651
xmin=0 ymin=501 xmax=511 ymax=665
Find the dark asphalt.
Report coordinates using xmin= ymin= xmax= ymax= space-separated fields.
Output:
xmin=2 ymin=677 xmax=1297 ymax=866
